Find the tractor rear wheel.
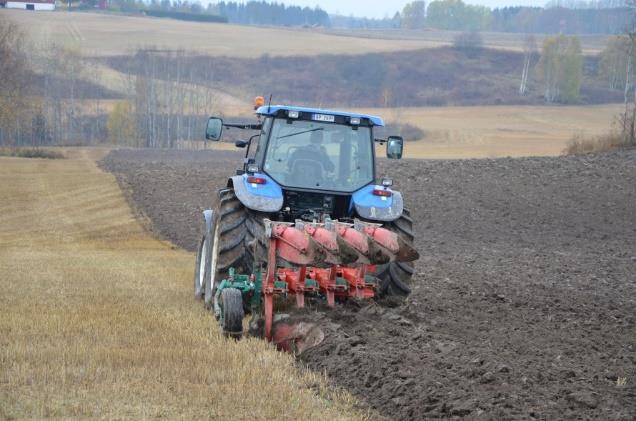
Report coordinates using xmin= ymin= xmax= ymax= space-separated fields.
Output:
xmin=374 ymin=208 xmax=416 ymax=299
xmin=204 ymin=189 xmax=248 ymax=309
xmin=220 ymin=288 xmax=244 ymax=339
xmin=244 ymin=209 xmax=269 ymax=271
xmin=203 ymin=189 xmax=269 ymax=310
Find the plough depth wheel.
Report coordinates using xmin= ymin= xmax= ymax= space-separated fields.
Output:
xmin=220 ymin=288 xmax=244 ymax=339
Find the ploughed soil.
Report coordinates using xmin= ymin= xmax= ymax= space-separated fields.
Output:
xmin=100 ymin=149 xmax=636 ymax=420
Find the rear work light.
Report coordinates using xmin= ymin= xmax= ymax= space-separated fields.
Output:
xmin=247 ymin=176 xmax=267 ymax=185
xmin=372 ymin=189 xmax=392 ymax=197
xmin=288 ymin=110 xmax=299 ymax=119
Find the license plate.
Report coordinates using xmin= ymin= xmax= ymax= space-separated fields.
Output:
xmin=312 ymin=114 xmax=335 ymax=123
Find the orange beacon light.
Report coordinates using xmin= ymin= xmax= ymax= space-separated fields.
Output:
xmin=254 ymin=96 xmax=265 ymax=110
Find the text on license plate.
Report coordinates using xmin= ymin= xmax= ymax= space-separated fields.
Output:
xmin=312 ymin=114 xmax=335 ymax=123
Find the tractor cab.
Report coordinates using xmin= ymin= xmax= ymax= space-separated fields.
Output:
xmin=206 ymin=105 xmax=405 ymax=223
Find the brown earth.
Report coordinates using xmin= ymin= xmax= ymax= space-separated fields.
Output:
xmin=99 ymin=148 xmax=636 ymax=420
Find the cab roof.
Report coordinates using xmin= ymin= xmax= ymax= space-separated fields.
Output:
xmin=255 ymin=105 xmax=384 ymax=127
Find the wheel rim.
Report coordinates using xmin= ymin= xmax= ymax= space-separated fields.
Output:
xmin=197 ymin=238 xmax=208 ymax=292
xmin=208 ymin=222 xmax=221 ymax=297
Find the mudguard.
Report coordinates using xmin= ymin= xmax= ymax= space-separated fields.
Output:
xmin=352 ymin=184 xmax=404 ymax=222
xmin=229 ymin=174 xmax=283 ymax=213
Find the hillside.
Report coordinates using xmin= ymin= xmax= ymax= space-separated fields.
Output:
xmin=106 ymin=46 xmax=623 ymax=108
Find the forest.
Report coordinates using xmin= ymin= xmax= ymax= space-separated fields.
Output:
xmin=85 ymin=0 xmax=632 ymax=34
xmin=398 ymin=0 xmax=631 ymax=34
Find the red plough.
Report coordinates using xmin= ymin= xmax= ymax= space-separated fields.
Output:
xmin=261 ymin=219 xmax=418 ymax=345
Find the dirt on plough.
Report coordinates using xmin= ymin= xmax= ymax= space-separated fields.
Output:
xmin=100 ymin=148 xmax=636 ymax=420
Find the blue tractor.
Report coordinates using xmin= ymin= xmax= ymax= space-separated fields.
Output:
xmin=194 ymin=103 xmax=418 ymax=339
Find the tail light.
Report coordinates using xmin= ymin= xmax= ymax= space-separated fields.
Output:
xmin=372 ymin=189 xmax=392 ymax=197
xmin=247 ymin=176 xmax=267 ymax=185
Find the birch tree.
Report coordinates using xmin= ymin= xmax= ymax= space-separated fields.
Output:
xmin=600 ymin=36 xmax=632 ymax=91
xmin=0 ymin=16 xmax=30 ymax=145
xmin=107 ymin=101 xmax=136 ymax=146
xmin=519 ymin=34 xmax=537 ymax=96
xmin=401 ymin=1 xmax=426 ymax=30
xmin=618 ymin=0 xmax=636 ymax=144
xmin=536 ymin=35 xmax=583 ymax=103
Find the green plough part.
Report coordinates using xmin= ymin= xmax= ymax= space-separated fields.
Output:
xmin=214 ymin=268 xmax=256 ymax=320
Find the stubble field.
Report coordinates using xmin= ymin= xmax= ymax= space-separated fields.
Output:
xmin=2 ymin=9 xmax=439 ymax=58
xmin=72 ymin=100 xmax=622 ymax=159
xmin=362 ymin=104 xmax=624 ymax=158
xmin=3 ymin=9 xmax=609 ymax=57
xmin=168 ymin=103 xmax=624 ymax=160
xmin=0 ymin=150 xmax=366 ymax=420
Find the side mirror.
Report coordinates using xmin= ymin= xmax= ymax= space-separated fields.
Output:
xmin=386 ymin=136 xmax=404 ymax=159
xmin=206 ymin=117 xmax=223 ymax=141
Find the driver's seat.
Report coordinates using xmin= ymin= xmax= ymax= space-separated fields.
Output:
xmin=287 ymin=159 xmax=324 ymax=187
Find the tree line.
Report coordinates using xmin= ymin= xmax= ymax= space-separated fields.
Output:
xmin=350 ymin=0 xmax=630 ymax=34
xmin=82 ymin=0 xmax=627 ymax=34
xmin=115 ymin=49 xmax=218 ymax=148
xmin=0 ymin=16 xmax=218 ymax=149
xmin=455 ymin=29 xmax=634 ymax=106
xmin=214 ymin=1 xmax=330 ymax=26
xmin=545 ymin=1 xmax=627 ymax=8
xmin=85 ymin=0 xmax=330 ymax=27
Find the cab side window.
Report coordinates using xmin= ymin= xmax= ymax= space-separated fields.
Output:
xmin=252 ymin=117 xmax=272 ymax=165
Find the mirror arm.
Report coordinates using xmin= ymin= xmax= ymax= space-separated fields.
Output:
xmin=224 ymin=123 xmax=263 ymax=130
xmin=374 ymin=138 xmax=387 ymax=143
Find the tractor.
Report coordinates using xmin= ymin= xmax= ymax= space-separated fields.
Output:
xmin=194 ymin=100 xmax=419 ymax=346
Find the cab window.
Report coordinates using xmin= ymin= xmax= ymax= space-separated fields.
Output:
xmin=263 ymin=118 xmax=374 ymax=192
